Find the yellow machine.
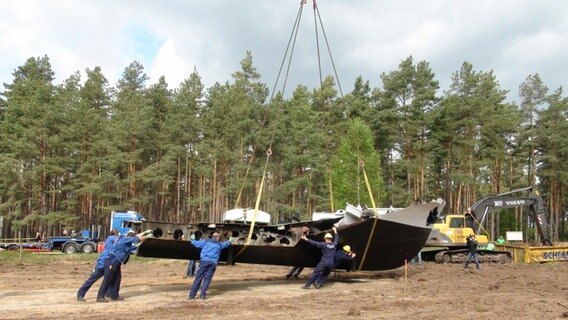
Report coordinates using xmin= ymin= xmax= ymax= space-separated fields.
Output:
xmin=428 ymin=214 xmax=489 ymax=246
xmin=423 ymin=187 xmax=551 ymax=263
xmin=423 ymin=214 xmax=507 ymax=263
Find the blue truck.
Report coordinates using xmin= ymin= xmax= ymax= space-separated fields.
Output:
xmin=0 ymin=211 xmax=145 ymax=254
xmin=0 ymin=230 xmax=97 ymax=254
xmin=47 ymin=229 xmax=99 ymax=254
xmin=110 ymin=211 xmax=145 ymax=235
xmin=51 ymin=211 xmax=146 ymax=253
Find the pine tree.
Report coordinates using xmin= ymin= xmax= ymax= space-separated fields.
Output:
xmin=374 ymin=56 xmax=438 ymax=206
xmin=519 ymin=74 xmax=548 ymax=186
xmin=110 ymin=61 xmax=151 ymax=211
xmin=330 ymin=118 xmax=384 ymax=209
xmin=536 ymin=87 xmax=568 ymax=241
xmin=169 ymin=67 xmax=205 ymax=223
xmin=0 ymin=56 xmax=59 ymax=235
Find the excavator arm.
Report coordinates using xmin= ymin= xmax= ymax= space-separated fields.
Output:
xmin=470 ymin=187 xmax=552 ymax=246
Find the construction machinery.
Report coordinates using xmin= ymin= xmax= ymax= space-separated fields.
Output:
xmin=423 ymin=187 xmax=551 ymax=263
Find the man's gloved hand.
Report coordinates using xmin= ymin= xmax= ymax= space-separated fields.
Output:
xmin=137 ymin=229 xmax=154 ymax=240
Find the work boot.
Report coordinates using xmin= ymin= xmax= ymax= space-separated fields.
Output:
xmin=96 ymin=298 xmax=109 ymax=303
xmin=77 ymin=296 xmax=86 ymax=302
xmin=301 ymin=284 xmax=310 ymax=289
xmin=111 ymin=296 xmax=125 ymax=301
xmin=293 ymin=274 xmax=299 ymax=279
xmin=285 ymin=274 xmax=292 ymax=279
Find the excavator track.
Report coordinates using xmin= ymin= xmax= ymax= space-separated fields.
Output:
xmin=434 ymin=249 xmax=512 ymax=264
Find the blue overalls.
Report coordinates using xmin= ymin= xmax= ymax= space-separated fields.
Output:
xmin=188 ymin=239 xmax=231 ymax=299
xmin=304 ymin=235 xmax=339 ymax=287
xmin=76 ymin=235 xmax=119 ymax=300
xmin=96 ymin=235 xmax=139 ymax=300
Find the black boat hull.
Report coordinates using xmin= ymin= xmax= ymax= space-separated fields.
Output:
xmin=137 ymin=201 xmax=443 ymax=271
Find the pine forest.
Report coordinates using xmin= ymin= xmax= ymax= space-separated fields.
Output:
xmin=0 ymin=53 xmax=567 ymax=242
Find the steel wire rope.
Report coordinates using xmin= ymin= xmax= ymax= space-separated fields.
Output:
xmin=234 ymin=0 xmax=346 ymax=260
xmin=313 ymin=1 xmax=323 ymax=87
xmin=234 ymin=1 xmax=306 ymax=209
xmin=313 ymin=0 xmax=344 ymax=97
xmin=234 ymin=1 xmax=307 ymax=260
xmin=311 ymin=0 xmax=345 ymax=214
xmin=268 ymin=1 xmax=306 ymax=104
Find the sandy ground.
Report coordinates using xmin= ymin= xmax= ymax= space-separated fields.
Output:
xmin=1 ymin=255 xmax=567 ymax=320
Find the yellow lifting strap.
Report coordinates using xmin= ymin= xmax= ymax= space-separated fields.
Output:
xmin=357 ymin=160 xmax=379 ymax=271
xmin=327 ymin=168 xmax=334 ymax=212
xmin=234 ymin=148 xmax=272 ymax=259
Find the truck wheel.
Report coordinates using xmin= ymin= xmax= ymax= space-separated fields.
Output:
xmin=80 ymin=242 xmax=96 ymax=254
xmin=7 ymin=244 xmax=19 ymax=251
xmin=63 ymin=243 xmax=78 ymax=254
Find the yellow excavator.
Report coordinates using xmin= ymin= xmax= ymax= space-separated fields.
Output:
xmin=423 ymin=187 xmax=551 ymax=263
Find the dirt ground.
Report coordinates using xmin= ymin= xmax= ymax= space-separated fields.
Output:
xmin=1 ymin=254 xmax=567 ymax=320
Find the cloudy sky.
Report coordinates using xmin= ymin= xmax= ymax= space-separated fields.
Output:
xmin=1 ymin=0 xmax=566 ymax=102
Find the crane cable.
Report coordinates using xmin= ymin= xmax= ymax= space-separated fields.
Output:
xmin=357 ymin=160 xmax=379 ymax=271
xmin=234 ymin=0 xmax=307 ymax=209
xmin=235 ymin=0 xmax=344 ymax=208
xmin=312 ymin=0 xmax=344 ymax=213
xmin=235 ymin=0 xmax=309 ymax=259
xmin=312 ymin=0 xmax=344 ymax=97
xmin=268 ymin=0 xmax=307 ymax=104
xmin=234 ymin=0 xmax=343 ymax=259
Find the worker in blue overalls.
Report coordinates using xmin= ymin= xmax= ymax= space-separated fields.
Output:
xmin=95 ymin=229 xmax=152 ymax=302
xmin=188 ymin=231 xmax=232 ymax=300
xmin=315 ymin=244 xmax=356 ymax=288
xmin=76 ymin=228 xmax=120 ymax=302
xmin=185 ymin=233 xmax=197 ymax=278
xmin=301 ymin=226 xmax=338 ymax=289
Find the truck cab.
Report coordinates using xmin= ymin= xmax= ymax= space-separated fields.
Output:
xmin=111 ymin=211 xmax=145 ymax=235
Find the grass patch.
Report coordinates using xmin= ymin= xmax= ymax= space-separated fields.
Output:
xmin=0 ymin=251 xmax=98 ymax=265
xmin=0 ymin=251 xmax=176 ymax=266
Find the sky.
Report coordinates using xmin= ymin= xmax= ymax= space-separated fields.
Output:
xmin=1 ymin=0 xmax=566 ymax=102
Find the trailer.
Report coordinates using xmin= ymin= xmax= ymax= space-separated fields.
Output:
xmin=47 ymin=236 xmax=99 ymax=254
xmin=1 ymin=211 xmax=142 ymax=254
xmin=0 ymin=235 xmax=99 ymax=254
xmin=0 ymin=240 xmax=50 ymax=252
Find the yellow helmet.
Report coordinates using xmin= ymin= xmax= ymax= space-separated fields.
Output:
xmin=324 ymin=233 xmax=333 ymax=239
xmin=343 ymin=245 xmax=351 ymax=252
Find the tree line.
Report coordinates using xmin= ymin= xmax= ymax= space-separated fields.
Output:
xmin=0 ymin=52 xmax=566 ymax=241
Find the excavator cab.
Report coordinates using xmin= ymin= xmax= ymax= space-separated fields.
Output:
xmin=426 ymin=215 xmax=489 ymax=248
